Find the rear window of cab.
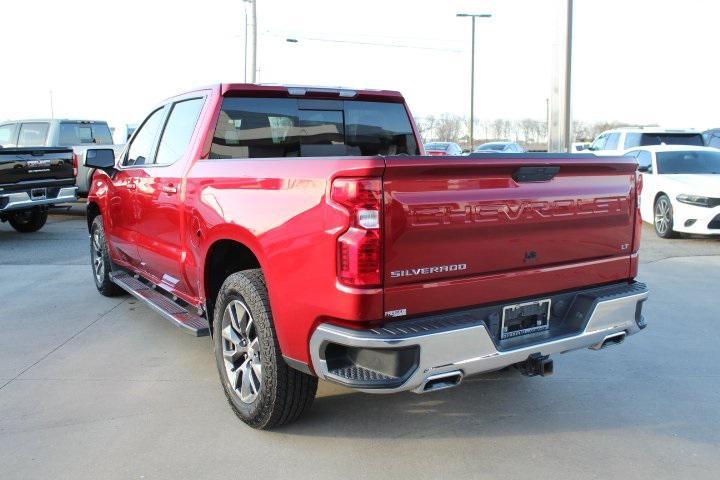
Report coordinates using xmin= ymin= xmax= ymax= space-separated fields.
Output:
xmin=210 ymin=98 xmax=418 ymax=159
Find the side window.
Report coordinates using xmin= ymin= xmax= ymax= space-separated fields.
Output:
xmin=708 ymin=135 xmax=720 ymax=149
xmin=155 ymin=98 xmax=205 ymax=165
xmin=637 ymin=150 xmax=653 ymax=172
xmin=604 ymin=133 xmax=620 ymax=150
xmin=124 ymin=107 xmax=166 ymax=166
xmin=590 ymin=134 xmax=607 ymax=151
xmin=17 ymin=122 xmax=49 ymax=147
xmin=624 ymin=132 xmax=641 ymax=149
xmin=0 ymin=124 xmax=17 ymax=147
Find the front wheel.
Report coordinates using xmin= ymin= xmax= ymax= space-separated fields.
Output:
xmin=90 ymin=216 xmax=124 ymax=296
xmin=654 ymin=194 xmax=678 ymax=239
xmin=213 ymin=269 xmax=317 ymax=429
xmin=8 ymin=208 xmax=48 ymax=233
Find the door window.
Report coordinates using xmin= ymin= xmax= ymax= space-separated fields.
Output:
xmin=17 ymin=122 xmax=49 ymax=147
xmin=155 ymin=98 xmax=205 ymax=165
xmin=590 ymin=134 xmax=607 ymax=151
xmin=637 ymin=150 xmax=653 ymax=172
xmin=124 ymin=107 xmax=166 ymax=166
xmin=604 ymin=133 xmax=620 ymax=150
xmin=0 ymin=124 xmax=17 ymax=147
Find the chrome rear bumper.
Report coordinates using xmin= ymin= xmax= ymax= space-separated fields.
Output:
xmin=310 ymin=282 xmax=648 ymax=394
xmin=0 ymin=187 xmax=77 ymax=212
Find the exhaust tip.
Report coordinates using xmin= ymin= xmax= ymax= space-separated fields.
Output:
xmin=591 ymin=331 xmax=627 ymax=350
xmin=422 ymin=371 xmax=463 ymax=392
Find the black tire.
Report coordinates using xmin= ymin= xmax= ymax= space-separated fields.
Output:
xmin=8 ymin=208 xmax=48 ymax=233
xmin=90 ymin=216 xmax=124 ymax=297
xmin=213 ymin=269 xmax=317 ymax=429
xmin=654 ymin=194 xmax=678 ymax=239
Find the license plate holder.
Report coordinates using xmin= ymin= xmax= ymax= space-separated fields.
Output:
xmin=30 ymin=188 xmax=47 ymax=200
xmin=501 ymin=299 xmax=551 ymax=340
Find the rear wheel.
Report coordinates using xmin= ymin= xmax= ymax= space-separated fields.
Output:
xmin=90 ymin=216 xmax=124 ymax=296
xmin=213 ymin=269 xmax=317 ymax=429
xmin=8 ymin=208 xmax=48 ymax=233
xmin=654 ymin=194 xmax=678 ymax=239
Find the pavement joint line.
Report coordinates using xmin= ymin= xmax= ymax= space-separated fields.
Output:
xmin=642 ymin=253 xmax=720 ymax=265
xmin=0 ymin=298 xmax=128 ymax=393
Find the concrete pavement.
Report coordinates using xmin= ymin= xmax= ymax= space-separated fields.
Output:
xmin=0 ymin=215 xmax=718 ymax=479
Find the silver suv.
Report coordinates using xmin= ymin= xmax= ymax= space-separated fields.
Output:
xmin=588 ymin=127 xmax=704 ymax=155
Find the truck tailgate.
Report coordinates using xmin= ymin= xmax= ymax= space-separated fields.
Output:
xmin=0 ymin=147 xmax=75 ymax=190
xmin=382 ymin=155 xmax=638 ymax=316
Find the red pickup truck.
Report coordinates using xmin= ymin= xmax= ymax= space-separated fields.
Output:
xmin=85 ymin=84 xmax=648 ymax=429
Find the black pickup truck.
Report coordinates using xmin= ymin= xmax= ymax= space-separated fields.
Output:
xmin=0 ymin=147 xmax=77 ymax=232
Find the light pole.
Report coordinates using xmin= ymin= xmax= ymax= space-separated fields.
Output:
xmin=457 ymin=13 xmax=491 ymax=151
xmin=243 ymin=0 xmax=257 ymax=83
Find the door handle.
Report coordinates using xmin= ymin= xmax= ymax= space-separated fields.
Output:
xmin=162 ymin=185 xmax=178 ymax=194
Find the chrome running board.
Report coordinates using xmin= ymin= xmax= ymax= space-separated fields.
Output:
xmin=110 ymin=271 xmax=210 ymax=337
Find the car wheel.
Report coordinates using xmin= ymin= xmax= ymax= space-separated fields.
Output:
xmin=90 ymin=216 xmax=125 ymax=296
xmin=654 ymin=194 xmax=678 ymax=239
xmin=8 ymin=208 xmax=48 ymax=233
xmin=213 ymin=269 xmax=317 ymax=430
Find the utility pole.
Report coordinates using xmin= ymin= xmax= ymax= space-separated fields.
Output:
xmin=548 ymin=0 xmax=574 ymax=152
xmin=248 ymin=0 xmax=257 ymax=83
xmin=457 ymin=13 xmax=492 ymax=151
xmin=244 ymin=5 xmax=248 ymax=82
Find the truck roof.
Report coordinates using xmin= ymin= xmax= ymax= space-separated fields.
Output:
xmin=0 ymin=118 xmax=108 ymax=124
xmin=219 ymin=83 xmax=405 ymax=102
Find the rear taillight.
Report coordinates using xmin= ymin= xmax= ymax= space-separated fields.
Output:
xmin=331 ymin=177 xmax=383 ymax=288
xmin=632 ymin=171 xmax=643 ymax=253
xmin=72 ymin=152 xmax=78 ymax=176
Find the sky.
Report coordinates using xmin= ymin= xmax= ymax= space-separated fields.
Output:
xmin=1 ymin=0 xmax=718 ymax=135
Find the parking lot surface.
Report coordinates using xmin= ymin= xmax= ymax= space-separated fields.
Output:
xmin=1 ymin=213 xmax=719 ymax=479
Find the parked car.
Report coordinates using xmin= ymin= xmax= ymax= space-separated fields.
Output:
xmin=626 ymin=145 xmax=720 ymax=238
xmin=473 ymin=141 xmax=526 ymax=153
xmin=85 ymin=83 xmax=648 ymax=429
xmin=703 ymin=128 xmax=720 ymax=148
xmin=0 ymin=119 xmax=122 ymax=196
xmin=424 ymin=142 xmax=462 ymax=156
xmin=0 ymin=146 xmax=76 ymax=232
xmin=588 ymin=127 xmax=704 ymax=155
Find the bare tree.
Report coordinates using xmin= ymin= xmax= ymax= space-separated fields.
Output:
xmin=520 ymin=118 xmax=536 ymax=143
xmin=416 ymin=115 xmax=437 ymax=143
xmin=492 ymin=119 xmax=505 ymax=139
xmin=434 ymin=114 xmax=464 ymax=142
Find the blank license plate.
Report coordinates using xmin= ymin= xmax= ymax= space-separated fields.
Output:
xmin=501 ymin=299 xmax=551 ymax=339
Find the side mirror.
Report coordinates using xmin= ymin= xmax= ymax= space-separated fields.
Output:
xmin=85 ymin=148 xmax=115 ymax=170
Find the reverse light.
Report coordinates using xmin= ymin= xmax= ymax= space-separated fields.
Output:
xmin=676 ymin=194 xmax=720 ymax=208
xmin=331 ymin=178 xmax=383 ymax=287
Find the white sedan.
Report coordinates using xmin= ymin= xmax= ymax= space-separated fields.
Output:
xmin=625 ymin=145 xmax=720 ymax=238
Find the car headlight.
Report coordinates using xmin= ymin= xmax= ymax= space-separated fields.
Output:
xmin=676 ymin=194 xmax=720 ymax=208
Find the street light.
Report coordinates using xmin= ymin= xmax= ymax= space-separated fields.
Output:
xmin=457 ymin=13 xmax=491 ymax=151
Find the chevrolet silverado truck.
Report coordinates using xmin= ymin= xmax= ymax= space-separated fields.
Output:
xmin=0 ymin=146 xmax=77 ymax=232
xmin=85 ymin=84 xmax=648 ymax=429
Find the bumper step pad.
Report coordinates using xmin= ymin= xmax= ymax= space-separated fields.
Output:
xmin=110 ymin=271 xmax=210 ymax=337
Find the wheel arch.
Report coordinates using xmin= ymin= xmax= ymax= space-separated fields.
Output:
xmin=203 ymin=238 xmax=262 ymax=332
xmin=87 ymin=201 xmax=101 ymax=232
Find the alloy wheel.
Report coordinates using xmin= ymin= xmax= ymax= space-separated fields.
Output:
xmin=655 ymin=197 xmax=671 ymax=236
xmin=221 ymin=299 xmax=262 ymax=404
xmin=91 ymin=230 xmax=105 ymax=284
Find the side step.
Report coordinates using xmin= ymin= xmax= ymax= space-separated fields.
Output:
xmin=110 ymin=271 xmax=210 ymax=337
